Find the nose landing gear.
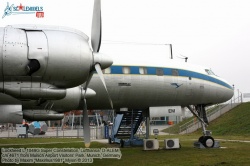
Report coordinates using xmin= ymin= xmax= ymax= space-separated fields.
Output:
xmin=187 ymin=105 xmax=219 ymax=148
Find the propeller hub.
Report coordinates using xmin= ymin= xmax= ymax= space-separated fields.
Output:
xmin=93 ymin=53 xmax=113 ymax=69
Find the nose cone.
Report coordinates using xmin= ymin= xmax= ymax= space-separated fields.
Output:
xmin=225 ymin=87 xmax=234 ymax=101
xmin=220 ymin=79 xmax=234 ymax=102
xmin=93 ymin=53 xmax=113 ymax=69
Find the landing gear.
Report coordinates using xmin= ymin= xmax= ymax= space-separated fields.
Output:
xmin=198 ymin=136 xmax=214 ymax=148
xmin=187 ymin=105 xmax=217 ymax=148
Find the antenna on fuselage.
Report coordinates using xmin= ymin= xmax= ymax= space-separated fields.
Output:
xmin=177 ymin=54 xmax=188 ymax=62
xmin=165 ymin=44 xmax=173 ymax=59
xmin=170 ymin=44 xmax=173 ymax=59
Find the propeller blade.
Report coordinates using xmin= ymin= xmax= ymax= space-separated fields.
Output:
xmin=83 ymin=71 xmax=94 ymax=93
xmin=83 ymin=99 xmax=91 ymax=148
xmin=95 ymin=63 xmax=113 ymax=109
xmin=91 ymin=0 xmax=102 ymax=52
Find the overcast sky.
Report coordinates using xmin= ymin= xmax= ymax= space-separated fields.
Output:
xmin=1 ymin=0 xmax=250 ymax=99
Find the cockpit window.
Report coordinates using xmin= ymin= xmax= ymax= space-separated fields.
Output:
xmin=205 ymin=69 xmax=216 ymax=75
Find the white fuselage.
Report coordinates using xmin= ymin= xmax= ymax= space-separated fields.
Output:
xmin=86 ymin=60 xmax=234 ymax=110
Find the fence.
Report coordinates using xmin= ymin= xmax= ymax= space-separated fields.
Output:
xmin=0 ymin=125 xmax=112 ymax=140
xmin=179 ymin=96 xmax=242 ymax=134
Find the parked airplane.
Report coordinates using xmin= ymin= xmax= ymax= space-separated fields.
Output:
xmin=91 ymin=60 xmax=234 ymax=147
xmin=15 ymin=59 xmax=233 ymax=147
xmin=0 ymin=0 xmax=234 ymax=148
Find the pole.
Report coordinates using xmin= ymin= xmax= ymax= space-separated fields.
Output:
xmin=170 ymin=44 xmax=173 ymax=59
xmin=238 ymin=89 xmax=239 ymax=103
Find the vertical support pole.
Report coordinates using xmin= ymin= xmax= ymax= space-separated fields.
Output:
xmin=238 ymin=89 xmax=239 ymax=103
xmin=130 ymin=109 xmax=134 ymax=140
xmin=143 ymin=108 xmax=150 ymax=139
xmin=8 ymin=123 xmax=10 ymax=138
xmin=56 ymin=125 xmax=58 ymax=138
xmin=241 ymin=93 xmax=243 ymax=103
xmin=71 ymin=112 xmax=74 ymax=130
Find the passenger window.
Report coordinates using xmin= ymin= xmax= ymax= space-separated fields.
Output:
xmin=172 ymin=69 xmax=179 ymax=76
xmin=122 ymin=67 xmax=130 ymax=74
xmin=139 ymin=67 xmax=147 ymax=74
xmin=156 ymin=68 xmax=164 ymax=76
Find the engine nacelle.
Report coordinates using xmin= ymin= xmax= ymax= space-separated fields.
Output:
xmin=0 ymin=25 xmax=93 ymax=89
xmin=23 ymin=110 xmax=64 ymax=121
xmin=20 ymin=87 xmax=96 ymax=115
xmin=47 ymin=87 xmax=96 ymax=113
xmin=0 ymin=105 xmax=23 ymax=123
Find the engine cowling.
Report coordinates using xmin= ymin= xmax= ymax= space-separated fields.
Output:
xmin=0 ymin=25 xmax=93 ymax=89
xmin=23 ymin=110 xmax=64 ymax=121
xmin=0 ymin=105 xmax=23 ymax=123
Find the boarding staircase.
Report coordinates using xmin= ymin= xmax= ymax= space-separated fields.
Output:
xmin=179 ymin=101 xmax=241 ymax=134
xmin=110 ymin=110 xmax=144 ymax=146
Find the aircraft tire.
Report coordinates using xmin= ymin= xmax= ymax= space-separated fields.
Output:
xmin=198 ymin=136 xmax=204 ymax=143
xmin=203 ymin=136 xmax=215 ymax=148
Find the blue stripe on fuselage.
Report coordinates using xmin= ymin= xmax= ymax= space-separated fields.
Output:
xmin=109 ymin=66 xmax=232 ymax=90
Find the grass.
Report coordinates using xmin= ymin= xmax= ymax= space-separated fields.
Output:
xmin=0 ymin=135 xmax=250 ymax=166
xmin=162 ymin=105 xmax=220 ymax=134
xmin=1 ymin=103 xmax=250 ymax=165
xmin=205 ymin=103 xmax=250 ymax=136
xmin=163 ymin=102 xmax=250 ymax=136
xmin=162 ymin=117 xmax=192 ymax=134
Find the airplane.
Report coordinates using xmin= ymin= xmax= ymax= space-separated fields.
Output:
xmin=4 ymin=59 xmax=233 ymax=148
xmin=0 ymin=0 xmax=113 ymax=147
xmin=0 ymin=0 xmax=234 ymax=148
xmin=87 ymin=60 xmax=234 ymax=148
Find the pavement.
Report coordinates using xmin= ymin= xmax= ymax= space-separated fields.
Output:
xmin=149 ymin=125 xmax=170 ymax=135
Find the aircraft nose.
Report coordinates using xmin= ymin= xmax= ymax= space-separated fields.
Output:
xmin=227 ymin=87 xmax=234 ymax=101
xmin=223 ymin=82 xmax=234 ymax=102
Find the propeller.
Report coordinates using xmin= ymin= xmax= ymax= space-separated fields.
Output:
xmin=82 ymin=0 xmax=113 ymax=148
xmin=91 ymin=0 xmax=101 ymax=53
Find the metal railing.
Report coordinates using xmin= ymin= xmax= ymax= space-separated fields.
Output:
xmin=179 ymin=96 xmax=242 ymax=134
xmin=0 ymin=125 xmax=111 ymax=140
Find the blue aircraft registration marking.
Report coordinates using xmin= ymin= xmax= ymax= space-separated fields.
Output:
xmin=109 ymin=66 xmax=233 ymax=90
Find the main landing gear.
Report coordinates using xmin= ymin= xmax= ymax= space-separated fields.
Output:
xmin=187 ymin=105 xmax=217 ymax=148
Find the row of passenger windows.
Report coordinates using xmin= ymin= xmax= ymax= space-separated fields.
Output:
xmin=103 ymin=66 xmax=216 ymax=77
xmin=103 ymin=66 xmax=180 ymax=76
